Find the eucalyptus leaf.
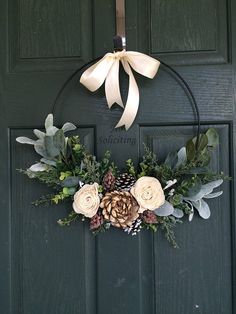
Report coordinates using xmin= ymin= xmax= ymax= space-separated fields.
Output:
xmin=62 ymin=122 xmax=77 ymax=133
xmin=61 ymin=176 xmax=80 ymax=187
xmin=206 ymin=128 xmax=219 ymax=148
xmin=155 ymin=201 xmax=174 ymax=216
xmin=16 ymin=137 xmax=36 ymax=145
xmin=193 ymin=134 xmax=208 ymax=152
xmin=186 ymin=139 xmax=195 ymax=161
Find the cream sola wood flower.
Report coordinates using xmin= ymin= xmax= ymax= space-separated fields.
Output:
xmin=16 ymin=114 xmax=76 ymax=171
xmin=73 ymin=183 xmax=100 ymax=218
xmin=131 ymin=176 xmax=174 ymax=216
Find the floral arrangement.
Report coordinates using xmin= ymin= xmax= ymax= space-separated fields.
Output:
xmin=16 ymin=114 xmax=227 ymax=247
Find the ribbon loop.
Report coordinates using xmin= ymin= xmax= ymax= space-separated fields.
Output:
xmin=80 ymin=50 xmax=160 ymax=130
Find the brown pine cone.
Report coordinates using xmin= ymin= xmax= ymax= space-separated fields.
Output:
xmin=90 ymin=213 xmax=104 ymax=230
xmin=102 ymin=171 xmax=116 ymax=191
xmin=115 ymin=173 xmax=136 ymax=191
xmin=142 ymin=210 xmax=158 ymax=224
xmin=100 ymin=191 xmax=139 ymax=228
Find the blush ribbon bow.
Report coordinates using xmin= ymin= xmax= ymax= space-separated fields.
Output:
xmin=80 ymin=50 xmax=160 ymax=130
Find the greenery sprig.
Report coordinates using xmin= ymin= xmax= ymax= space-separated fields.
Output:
xmin=16 ymin=114 xmax=228 ymax=247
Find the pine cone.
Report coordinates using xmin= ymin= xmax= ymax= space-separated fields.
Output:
xmin=90 ymin=213 xmax=104 ymax=230
xmin=100 ymin=191 xmax=139 ymax=228
xmin=103 ymin=171 xmax=116 ymax=191
xmin=142 ymin=210 xmax=158 ymax=224
xmin=115 ymin=173 xmax=136 ymax=191
xmin=124 ymin=218 xmax=142 ymax=235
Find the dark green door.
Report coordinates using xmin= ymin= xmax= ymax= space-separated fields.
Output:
xmin=1 ymin=0 xmax=235 ymax=313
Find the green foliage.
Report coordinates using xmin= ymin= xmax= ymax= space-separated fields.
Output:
xmin=32 ymin=194 xmax=55 ymax=206
xmin=17 ymin=127 xmax=227 ymax=248
xmin=126 ymin=159 xmax=136 ymax=176
xmin=57 ymin=211 xmax=80 ymax=226
xmin=142 ymin=222 xmax=158 ymax=232
xmin=18 ymin=167 xmax=61 ymax=186
xmin=52 ymin=191 xmax=71 ymax=204
xmin=169 ymin=193 xmax=183 ymax=207
xmin=138 ymin=145 xmax=159 ymax=177
xmin=160 ymin=217 xmax=181 ymax=249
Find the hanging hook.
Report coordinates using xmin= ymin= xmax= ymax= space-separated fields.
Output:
xmin=114 ymin=0 xmax=126 ymax=50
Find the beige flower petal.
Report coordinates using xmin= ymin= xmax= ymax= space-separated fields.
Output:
xmin=73 ymin=183 xmax=100 ymax=218
xmin=131 ymin=176 xmax=165 ymax=212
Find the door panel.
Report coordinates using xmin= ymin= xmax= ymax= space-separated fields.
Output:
xmin=126 ymin=0 xmax=228 ymax=64
xmin=1 ymin=0 xmax=235 ymax=313
xmin=140 ymin=124 xmax=232 ymax=313
xmin=9 ymin=0 xmax=94 ymax=72
xmin=10 ymin=128 xmax=96 ymax=314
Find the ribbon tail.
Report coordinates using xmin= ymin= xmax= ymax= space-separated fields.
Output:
xmin=115 ymin=61 xmax=139 ymax=130
xmin=105 ymin=59 xmax=123 ymax=108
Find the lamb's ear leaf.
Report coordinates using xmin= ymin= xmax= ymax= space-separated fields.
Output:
xmin=184 ymin=179 xmax=223 ymax=202
xmin=189 ymin=211 xmax=194 ymax=221
xmin=164 ymin=151 xmax=178 ymax=169
xmin=53 ymin=129 xmax=66 ymax=154
xmin=172 ymin=208 xmax=184 ymax=218
xmin=34 ymin=143 xmax=48 ymax=158
xmin=62 ymin=122 xmax=76 ymax=133
xmin=193 ymin=199 xmax=211 ymax=219
xmin=29 ymin=163 xmax=47 ymax=172
xmin=40 ymin=158 xmax=57 ymax=166
xmin=44 ymin=136 xmax=60 ymax=157
xmin=176 ymin=147 xmax=186 ymax=167
xmin=204 ymin=191 xmax=223 ymax=199
xmin=45 ymin=114 xmax=53 ymax=131
xmin=46 ymin=126 xmax=58 ymax=136
xmin=16 ymin=137 xmax=36 ymax=145
xmin=33 ymin=129 xmax=45 ymax=139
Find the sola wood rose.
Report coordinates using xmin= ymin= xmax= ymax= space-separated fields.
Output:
xmin=100 ymin=191 xmax=139 ymax=228
xmin=131 ymin=176 xmax=165 ymax=213
xmin=73 ymin=183 xmax=100 ymax=218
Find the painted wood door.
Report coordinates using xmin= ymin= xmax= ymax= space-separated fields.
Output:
xmin=1 ymin=0 xmax=235 ymax=313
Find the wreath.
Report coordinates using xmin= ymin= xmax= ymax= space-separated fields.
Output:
xmin=16 ymin=114 xmax=228 ymax=248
